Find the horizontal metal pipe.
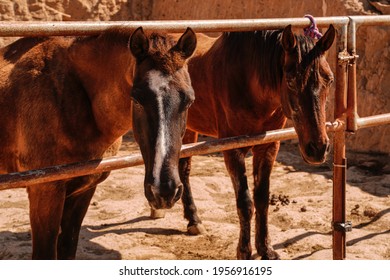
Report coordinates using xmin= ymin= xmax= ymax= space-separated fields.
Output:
xmin=0 ymin=155 xmax=144 ymax=191
xmin=357 ymin=113 xmax=390 ymax=129
xmin=349 ymin=15 xmax=390 ymax=26
xmin=0 ymin=17 xmax=349 ymax=37
xmin=0 ymin=122 xmax=346 ymax=191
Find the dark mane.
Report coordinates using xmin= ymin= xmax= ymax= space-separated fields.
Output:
xmin=3 ymin=37 xmax=48 ymax=63
xmin=221 ymin=31 xmax=318 ymax=91
xmin=99 ymin=27 xmax=133 ymax=47
xmin=221 ymin=30 xmax=283 ymax=91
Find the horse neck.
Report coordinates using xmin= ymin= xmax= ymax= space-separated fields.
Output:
xmin=69 ymin=36 xmax=135 ymax=142
xmin=220 ymin=31 xmax=284 ymax=103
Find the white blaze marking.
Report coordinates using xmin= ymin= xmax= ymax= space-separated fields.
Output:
xmin=148 ymin=70 xmax=171 ymax=188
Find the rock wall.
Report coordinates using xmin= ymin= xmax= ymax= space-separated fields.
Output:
xmin=0 ymin=0 xmax=389 ymax=153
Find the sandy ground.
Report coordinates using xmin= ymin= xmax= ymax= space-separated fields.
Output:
xmin=0 ymin=133 xmax=389 ymax=260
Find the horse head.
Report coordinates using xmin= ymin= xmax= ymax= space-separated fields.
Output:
xmin=280 ymin=24 xmax=335 ymax=164
xmin=129 ymin=27 xmax=196 ymax=209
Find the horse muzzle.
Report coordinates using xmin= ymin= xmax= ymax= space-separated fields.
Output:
xmin=144 ymin=183 xmax=183 ymax=209
xmin=301 ymin=140 xmax=330 ymax=165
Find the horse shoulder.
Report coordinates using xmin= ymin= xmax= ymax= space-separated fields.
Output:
xmin=0 ymin=37 xmax=110 ymax=170
xmin=68 ymin=35 xmax=134 ymax=141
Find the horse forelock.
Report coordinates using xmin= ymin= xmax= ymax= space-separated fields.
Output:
xmin=296 ymin=35 xmax=318 ymax=68
xmin=147 ymin=32 xmax=185 ymax=74
xmin=295 ymin=35 xmax=322 ymax=88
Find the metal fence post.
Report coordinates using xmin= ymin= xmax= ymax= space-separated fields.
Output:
xmin=333 ymin=23 xmax=348 ymax=260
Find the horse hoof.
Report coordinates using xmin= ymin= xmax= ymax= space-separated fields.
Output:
xmin=187 ymin=223 xmax=206 ymax=235
xmin=262 ymin=251 xmax=280 ymax=260
xmin=150 ymin=209 xmax=166 ymax=219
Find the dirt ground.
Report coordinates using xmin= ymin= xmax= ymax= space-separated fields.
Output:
xmin=0 ymin=132 xmax=389 ymax=260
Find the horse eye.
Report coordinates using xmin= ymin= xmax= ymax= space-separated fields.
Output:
xmin=180 ymin=97 xmax=193 ymax=111
xmin=185 ymin=99 xmax=194 ymax=110
xmin=322 ymin=78 xmax=333 ymax=88
xmin=286 ymin=79 xmax=296 ymax=90
xmin=180 ymin=89 xmax=195 ymax=111
xmin=131 ymin=97 xmax=143 ymax=108
xmin=131 ymin=87 xmax=145 ymax=107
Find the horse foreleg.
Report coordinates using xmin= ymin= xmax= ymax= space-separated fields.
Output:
xmin=57 ymin=174 xmax=107 ymax=259
xmin=223 ymin=148 xmax=253 ymax=260
xmin=179 ymin=130 xmax=205 ymax=235
xmin=252 ymin=142 xmax=281 ymax=260
xmin=57 ymin=185 xmax=96 ymax=260
xmin=27 ymin=183 xmax=66 ymax=260
xmin=179 ymin=157 xmax=205 ymax=235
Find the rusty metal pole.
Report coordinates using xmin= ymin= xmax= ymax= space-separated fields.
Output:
xmin=333 ymin=23 xmax=348 ymax=260
xmin=347 ymin=18 xmax=358 ymax=132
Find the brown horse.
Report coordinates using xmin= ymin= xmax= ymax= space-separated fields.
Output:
xmin=176 ymin=25 xmax=335 ymax=259
xmin=0 ymin=26 xmax=196 ymax=259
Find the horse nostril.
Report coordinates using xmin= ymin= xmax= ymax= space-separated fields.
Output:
xmin=305 ymin=141 xmax=329 ymax=161
xmin=146 ymin=182 xmax=183 ymax=209
xmin=305 ymin=141 xmax=317 ymax=158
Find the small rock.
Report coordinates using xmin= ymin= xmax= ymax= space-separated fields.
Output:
xmin=351 ymin=208 xmax=360 ymax=216
xmin=351 ymin=204 xmax=360 ymax=215
xmin=300 ymin=206 xmax=307 ymax=212
xmin=270 ymin=194 xmax=278 ymax=205
xmin=363 ymin=207 xmax=377 ymax=218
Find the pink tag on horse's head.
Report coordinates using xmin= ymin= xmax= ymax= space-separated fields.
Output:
xmin=303 ymin=14 xmax=322 ymax=40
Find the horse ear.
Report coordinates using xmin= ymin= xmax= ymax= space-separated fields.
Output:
xmin=174 ymin=27 xmax=197 ymax=59
xmin=316 ymin=24 xmax=336 ymax=53
xmin=281 ymin=25 xmax=296 ymax=53
xmin=129 ymin=27 xmax=149 ymax=60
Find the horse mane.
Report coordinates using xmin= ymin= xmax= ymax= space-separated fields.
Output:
xmin=98 ymin=27 xmax=133 ymax=47
xmin=2 ymin=37 xmax=49 ymax=63
xmin=221 ymin=30 xmax=317 ymax=91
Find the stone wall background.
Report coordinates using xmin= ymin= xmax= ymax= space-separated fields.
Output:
xmin=0 ymin=0 xmax=389 ymax=153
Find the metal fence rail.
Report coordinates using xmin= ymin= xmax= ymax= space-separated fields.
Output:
xmin=0 ymin=16 xmax=389 ymax=260
xmin=0 ymin=17 xmax=349 ymax=36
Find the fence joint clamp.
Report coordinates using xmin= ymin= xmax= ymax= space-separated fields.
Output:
xmin=338 ymin=50 xmax=359 ymax=65
xmin=333 ymin=221 xmax=352 ymax=232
